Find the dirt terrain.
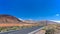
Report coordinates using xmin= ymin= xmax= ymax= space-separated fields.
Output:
xmin=35 ymin=30 xmax=45 ymax=34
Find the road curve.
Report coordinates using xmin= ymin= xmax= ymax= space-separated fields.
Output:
xmin=0 ymin=26 xmax=43 ymax=34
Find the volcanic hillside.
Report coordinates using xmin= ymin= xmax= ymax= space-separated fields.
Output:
xmin=0 ymin=14 xmax=22 ymax=23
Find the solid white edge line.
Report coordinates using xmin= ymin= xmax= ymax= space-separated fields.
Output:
xmin=28 ymin=27 xmax=44 ymax=34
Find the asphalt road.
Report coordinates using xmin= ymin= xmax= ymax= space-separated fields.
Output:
xmin=0 ymin=26 xmax=43 ymax=34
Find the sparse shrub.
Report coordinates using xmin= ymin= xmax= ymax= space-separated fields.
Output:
xmin=45 ymin=29 xmax=55 ymax=34
xmin=0 ymin=25 xmax=41 ymax=32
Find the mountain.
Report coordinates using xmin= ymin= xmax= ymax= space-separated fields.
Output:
xmin=39 ymin=20 xmax=57 ymax=24
xmin=24 ymin=20 xmax=57 ymax=23
xmin=38 ymin=20 xmax=58 ymax=26
xmin=0 ymin=14 xmax=39 ymax=27
xmin=23 ymin=20 xmax=58 ymax=26
xmin=0 ymin=14 xmax=58 ymax=25
xmin=0 ymin=14 xmax=22 ymax=23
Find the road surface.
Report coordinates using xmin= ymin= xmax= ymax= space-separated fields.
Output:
xmin=0 ymin=26 xmax=43 ymax=34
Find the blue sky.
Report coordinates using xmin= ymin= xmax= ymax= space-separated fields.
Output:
xmin=0 ymin=0 xmax=60 ymax=20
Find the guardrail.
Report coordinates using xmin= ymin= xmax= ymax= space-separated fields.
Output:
xmin=28 ymin=27 xmax=44 ymax=34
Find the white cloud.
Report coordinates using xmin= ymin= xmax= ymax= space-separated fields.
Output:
xmin=56 ymin=14 xmax=59 ymax=16
xmin=50 ymin=20 xmax=60 ymax=23
xmin=18 ymin=18 xmax=24 ymax=21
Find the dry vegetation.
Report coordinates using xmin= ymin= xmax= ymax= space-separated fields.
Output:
xmin=44 ymin=24 xmax=60 ymax=34
xmin=0 ymin=23 xmax=39 ymax=27
xmin=0 ymin=23 xmax=40 ymax=32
